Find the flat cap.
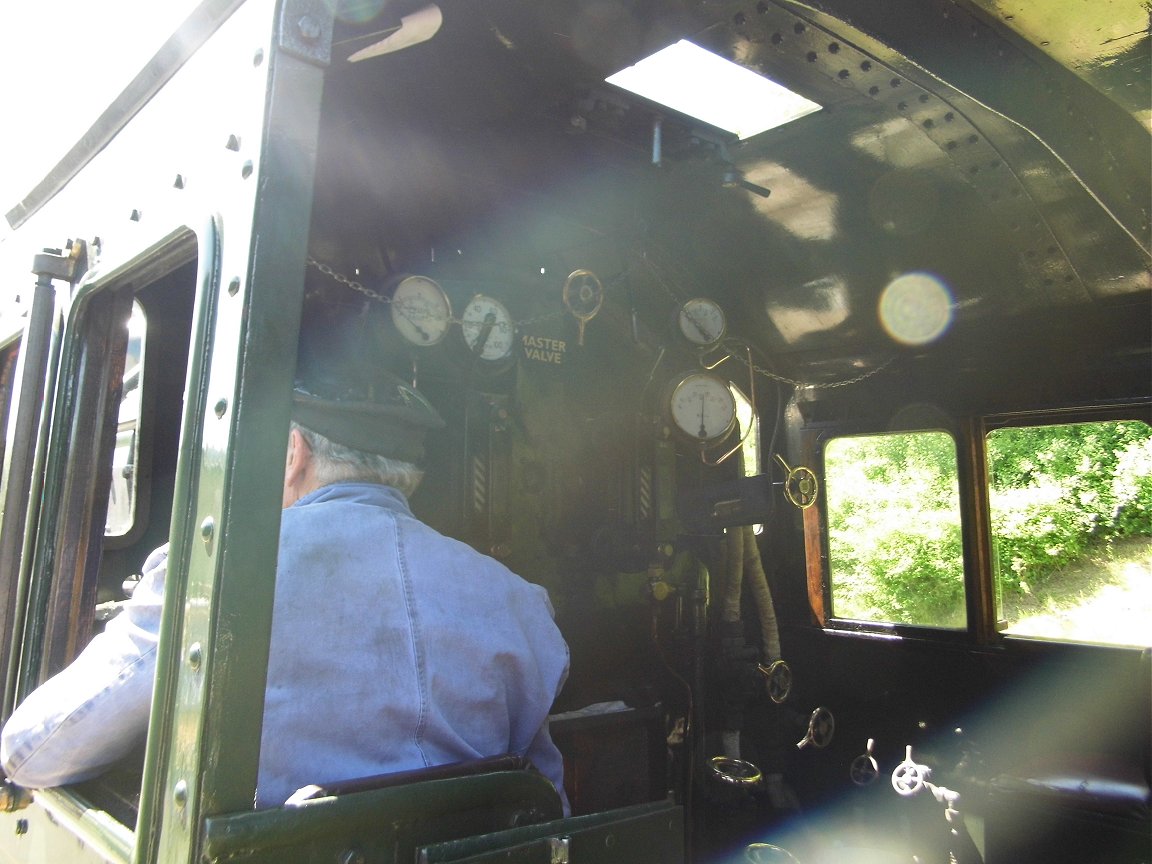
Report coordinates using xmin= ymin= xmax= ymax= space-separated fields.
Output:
xmin=291 ymin=371 xmax=445 ymax=463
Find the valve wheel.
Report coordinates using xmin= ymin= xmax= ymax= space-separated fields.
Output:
xmin=850 ymin=754 xmax=879 ymax=786
xmin=709 ymin=756 xmax=763 ymax=787
xmin=759 ymin=659 xmax=793 ymax=704
xmin=783 ymin=466 xmax=818 ymax=509
xmin=891 ymin=747 xmax=929 ymax=797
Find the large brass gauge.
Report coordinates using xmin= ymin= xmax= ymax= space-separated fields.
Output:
xmin=461 ymin=294 xmax=515 ymax=361
xmin=668 ymin=371 xmax=737 ymax=446
xmin=390 ymin=275 xmax=452 ymax=346
xmin=678 ymin=297 xmax=726 ymax=347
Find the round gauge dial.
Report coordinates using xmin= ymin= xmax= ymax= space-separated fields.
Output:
xmin=390 ymin=275 xmax=452 ymax=346
xmin=678 ymin=297 xmax=727 ymax=347
xmin=461 ymin=294 xmax=515 ymax=361
xmin=668 ymin=372 xmax=737 ymax=445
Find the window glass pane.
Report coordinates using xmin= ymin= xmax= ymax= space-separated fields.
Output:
xmin=825 ymin=431 xmax=965 ymax=627
xmin=731 ymin=384 xmax=760 ymax=477
xmin=105 ymin=302 xmax=145 ymax=537
xmin=988 ymin=420 xmax=1152 ymax=646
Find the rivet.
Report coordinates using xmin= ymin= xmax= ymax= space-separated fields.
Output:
xmin=174 ymin=780 xmax=188 ymax=808
xmin=241 ymin=160 xmax=254 ymax=179
xmin=201 ymin=517 xmax=215 ymax=543
xmin=793 ymin=22 xmax=805 ymax=34
xmin=226 ymin=134 xmax=241 ymax=151
xmin=805 ymin=51 xmax=817 ymax=62
xmin=890 ymin=78 xmax=901 ymax=88
xmin=770 ymin=32 xmax=783 ymax=44
xmin=860 ymin=60 xmax=872 ymax=71
xmin=130 ymin=209 xmax=143 ymax=222
xmin=868 ymin=86 xmax=879 ymax=96
xmin=253 ymin=48 xmax=265 ymax=67
xmin=15 ymin=819 xmax=28 ymax=836
xmin=828 ymin=42 xmax=840 ymax=53
xmin=837 ymin=69 xmax=850 ymax=79
xmin=733 ymin=12 xmax=746 ymax=26
xmin=174 ymin=174 xmax=186 ymax=189
xmin=188 ymin=643 xmax=203 ymax=670
xmin=214 ymin=398 xmax=228 ymax=418
xmin=228 ymin=277 xmax=241 ymax=296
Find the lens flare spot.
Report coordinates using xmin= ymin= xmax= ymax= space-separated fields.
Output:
xmin=879 ymin=273 xmax=953 ymax=345
xmin=334 ymin=0 xmax=388 ymax=25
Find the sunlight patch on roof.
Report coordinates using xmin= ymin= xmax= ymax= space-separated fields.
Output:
xmin=606 ymin=40 xmax=821 ymax=140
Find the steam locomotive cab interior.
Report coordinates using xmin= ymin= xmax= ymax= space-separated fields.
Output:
xmin=0 ymin=0 xmax=1148 ymax=862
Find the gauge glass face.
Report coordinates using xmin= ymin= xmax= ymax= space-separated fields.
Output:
xmin=390 ymin=276 xmax=452 ymax=346
xmin=461 ymin=294 xmax=515 ymax=361
xmin=669 ymin=372 xmax=737 ymax=443
xmin=678 ymin=298 xmax=726 ymax=346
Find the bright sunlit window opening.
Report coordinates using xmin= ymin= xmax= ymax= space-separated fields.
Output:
xmin=606 ymin=40 xmax=821 ymax=140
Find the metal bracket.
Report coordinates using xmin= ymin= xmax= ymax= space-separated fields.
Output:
xmin=277 ymin=0 xmax=333 ymax=66
xmin=548 ymin=836 xmax=570 ymax=864
xmin=31 ymin=240 xmax=86 ymax=284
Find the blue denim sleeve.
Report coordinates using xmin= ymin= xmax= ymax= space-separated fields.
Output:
xmin=0 ymin=545 xmax=167 ymax=788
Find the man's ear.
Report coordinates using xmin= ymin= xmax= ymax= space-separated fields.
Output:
xmin=284 ymin=428 xmax=312 ymax=491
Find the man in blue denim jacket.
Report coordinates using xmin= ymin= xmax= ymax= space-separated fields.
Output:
xmin=1 ymin=373 xmax=570 ymax=811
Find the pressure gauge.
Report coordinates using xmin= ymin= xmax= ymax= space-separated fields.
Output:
xmin=678 ymin=297 xmax=727 ymax=347
xmin=667 ymin=371 xmax=737 ymax=446
xmin=461 ymin=294 xmax=515 ymax=361
xmin=389 ymin=275 xmax=452 ymax=346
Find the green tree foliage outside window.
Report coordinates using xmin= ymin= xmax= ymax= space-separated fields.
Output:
xmin=825 ymin=431 xmax=965 ymax=627
xmin=823 ymin=420 xmax=1151 ymax=644
xmin=989 ymin=420 xmax=1152 ymax=645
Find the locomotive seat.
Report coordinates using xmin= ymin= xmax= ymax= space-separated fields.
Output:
xmin=984 ymin=648 xmax=1151 ymax=861
xmin=200 ymin=754 xmax=563 ymax=864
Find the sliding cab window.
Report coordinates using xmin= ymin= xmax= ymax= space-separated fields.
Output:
xmin=823 ymin=431 xmax=965 ymax=629
xmin=21 ymin=248 xmax=195 ymax=829
xmin=987 ymin=419 xmax=1152 ymax=647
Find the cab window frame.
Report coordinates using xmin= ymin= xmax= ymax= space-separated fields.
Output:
xmin=809 ymin=403 xmax=1151 ymax=649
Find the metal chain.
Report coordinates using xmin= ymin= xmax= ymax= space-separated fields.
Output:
xmin=307 ymin=257 xmax=566 ymax=330
xmin=307 ymin=257 xmax=388 ymax=301
xmin=308 ymin=256 xmax=896 ymax=388
xmin=729 ymin=345 xmax=898 ymax=389
xmin=640 ymin=250 xmax=897 ymax=389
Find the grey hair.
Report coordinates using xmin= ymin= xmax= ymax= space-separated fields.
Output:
xmin=291 ymin=421 xmax=424 ymax=497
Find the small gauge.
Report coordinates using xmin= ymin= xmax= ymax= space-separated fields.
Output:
xmin=668 ymin=371 xmax=737 ymax=445
xmin=562 ymin=269 xmax=604 ymax=346
xmin=461 ymin=294 xmax=515 ymax=361
xmin=389 ymin=275 xmax=452 ymax=346
xmin=678 ymin=297 xmax=726 ymax=347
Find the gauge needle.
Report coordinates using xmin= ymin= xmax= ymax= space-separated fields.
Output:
xmin=398 ymin=304 xmax=431 ymax=341
xmin=698 ymin=396 xmax=707 ymax=438
xmin=472 ymin=311 xmax=496 ymax=356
